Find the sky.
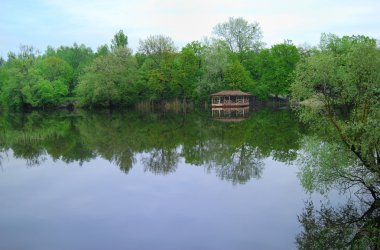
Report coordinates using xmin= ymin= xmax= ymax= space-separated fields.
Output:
xmin=1 ymin=0 xmax=379 ymax=57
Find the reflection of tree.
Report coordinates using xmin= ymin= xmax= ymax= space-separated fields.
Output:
xmin=0 ymin=111 xmax=94 ymax=166
xmin=297 ymin=189 xmax=380 ymax=249
xmin=297 ymin=137 xmax=380 ymax=249
xmin=206 ymin=144 xmax=263 ymax=184
xmin=140 ymin=113 xmax=186 ymax=175
xmin=76 ymin=111 xmax=139 ymax=173
xmin=12 ymin=143 xmax=46 ymax=167
xmin=44 ymin=120 xmax=95 ymax=165
xmin=247 ymin=109 xmax=303 ymax=163
xmin=0 ymin=108 xmax=303 ymax=184
xmin=199 ymin=108 xmax=303 ymax=183
xmin=142 ymin=148 xmax=179 ymax=175
xmin=110 ymin=148 xmax=135 ymax=173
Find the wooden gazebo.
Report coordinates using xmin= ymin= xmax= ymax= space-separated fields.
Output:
xmin=211 ymin=90 xmax=251 ymax=107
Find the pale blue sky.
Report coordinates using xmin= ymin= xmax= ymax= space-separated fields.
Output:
xmin=1 ymin=0 xmax=379 ymax=57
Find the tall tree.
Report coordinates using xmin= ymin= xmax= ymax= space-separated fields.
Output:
xmin=174 ymin=42 xmax=204 ymax=105
xmin=291 ymin=34 xmax=380 ymax=175
xmin=138 ymin=35 xmax=176 ymax=65
xmin=196 ymin=40 xmax=229 ymax=102
xmin=267 ymin=41 xmax=300 ymax=97
xmin=111 ymin=30 xmax=128 ymax=49
xmin=137 ymin=35 xmax=177 ymax=101
xmin=213 ymin=17 xmax=263 ymax=53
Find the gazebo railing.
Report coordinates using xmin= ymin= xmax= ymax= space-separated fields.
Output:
xmin=212 ymin=96 xmax=249 ymax=105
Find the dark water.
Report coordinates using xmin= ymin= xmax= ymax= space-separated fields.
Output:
xmin=0 ymin=108 xmax=330 ymax=249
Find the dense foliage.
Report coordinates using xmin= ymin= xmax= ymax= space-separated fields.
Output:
xmin=0 ymin=20 xmax=378 ymax=114
xmin=0 ymin=18 xmax=302 ymax=110
xmin=292 ymin=34 xmax=380 ymax=248
xmin=292 ymin=33 xmax=380 ymax=176
xmin=75 ymin=47 xmax=138 ymax=107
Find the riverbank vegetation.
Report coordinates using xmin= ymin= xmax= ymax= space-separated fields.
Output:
xmin=0 ymin=17 xmax=302 ymax=110
xmin=1 ymin=18 xmax=378 ymax=112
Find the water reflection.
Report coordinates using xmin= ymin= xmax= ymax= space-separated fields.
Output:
xmin=296 ymin=136 xmax=380 ymax=248
xmin=142 ymin=147 xmax=180 ymax=175
xmin=211 ymin=107 xmax=250 ymax=122
xmin=1 ymin=108 xmax=378 ymax=248
xmin=0 ymin=108 xmax=303 ymax=184
xmin=297 ymin=193 xmax=380 ymax=249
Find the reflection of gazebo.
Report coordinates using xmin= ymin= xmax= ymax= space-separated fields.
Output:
xmin=212 ymin=107 xmax=250 ymax=122
xmin=211 ymin=90 xmax=251 ymax=107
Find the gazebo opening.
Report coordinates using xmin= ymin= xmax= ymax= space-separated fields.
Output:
xmin=211 ymin=90 xmax=251 ymax=107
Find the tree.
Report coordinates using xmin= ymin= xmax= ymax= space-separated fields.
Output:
xmin=244 ymin=41 xmax=300 ymax=100
xmin=138 ymin=35 xmax=176 ymax=65
xmin=50 ymin=43 xmax=95 ymax=93
xmin=0 ymin=61 xmax=9 ymax=106
xmin=213 ymin=17 xmax=263 ymax=54
xmin=267 ymin=41 xmax=300 ymax=97
xmin=174 ymin=42 xmax=203 ymax=105
xmin=10 ymin=56 xmax=71 ymax=109
xmin=195 ymin=39 xmax=229 ymax=102
xmin=26 ymin=56 xmax=72 ymax=107
xmin=111 ymin=30 xmax=128 ymax=49
xmin=291 ymin=34 xmax=380 ymax=175
xmin=319 ymin=33 xmax=376 ymax=54
xmin=140 ymin=52 xmax=176 ymax=102
xmin=76 ymin=47 xmax=138 ymax=107
xmin=23 ymin=79 xmax=68 ymax=108
xmin=96 ymin=44 xmax=110 ymax=57
xmin=224 ymin=59 xmax=254 ymax=92
xmin=35 ymin=56 xmax=73 ymax=83
xmin=252 ymin=48 xmax=274 ymax=99
xmin=137 ymin=35 xmax=177 ymax=102
xmin=2 ymin=45 xmax=38 ymax=109
xmin=0 ymin=47 xmax=73 ymax=109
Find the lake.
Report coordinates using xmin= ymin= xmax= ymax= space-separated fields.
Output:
xmin=0 ymin=107 xmax=342 ymax=250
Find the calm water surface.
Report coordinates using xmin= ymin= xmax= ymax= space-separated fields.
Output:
xmin=0 ymin=108 xmax=330 ymax=250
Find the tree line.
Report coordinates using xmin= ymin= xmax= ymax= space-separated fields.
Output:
xmin=0 ymin=17 xmax=378 ymax=111
xmin=0 ymin=17 xmax=301 ymax=110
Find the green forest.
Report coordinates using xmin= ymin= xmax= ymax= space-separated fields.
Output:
xmin=0 ymin=18 xmax=305 ymax=109
xmin=0 ymin=17 xmax=379 ymax=110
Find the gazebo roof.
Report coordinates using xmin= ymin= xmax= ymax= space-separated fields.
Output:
xmin=210 ymin=90 xmax=252 ymax=96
